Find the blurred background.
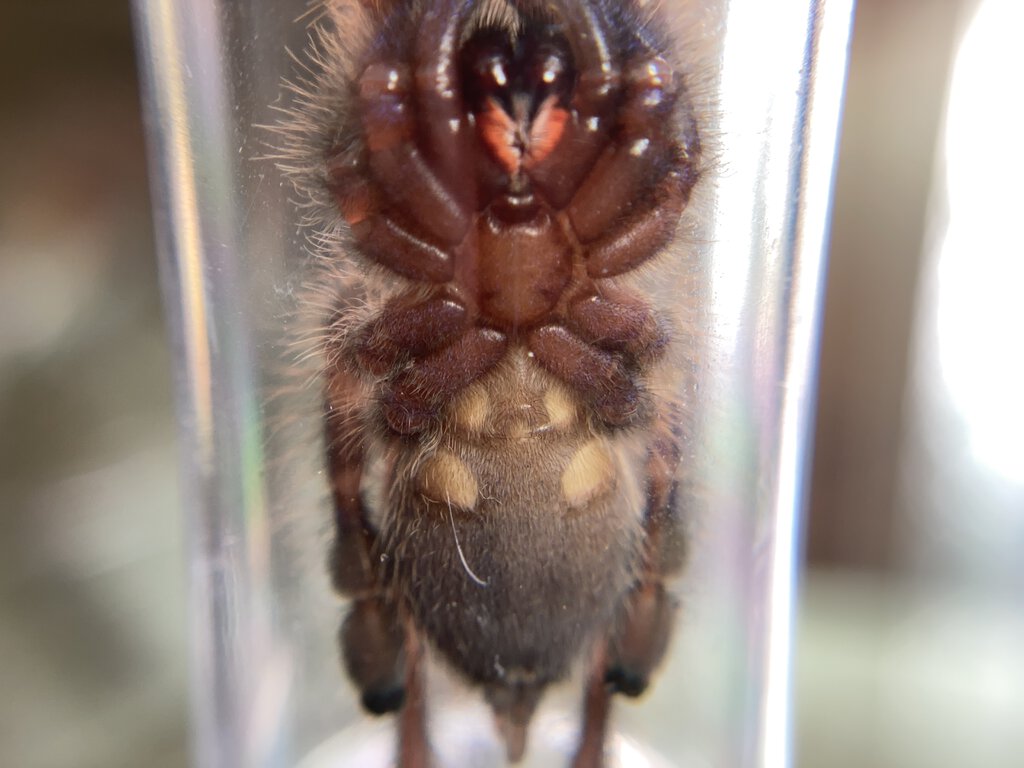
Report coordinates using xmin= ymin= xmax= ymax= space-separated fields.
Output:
xmin=1 ymin=0 xmax=1020 ymax=766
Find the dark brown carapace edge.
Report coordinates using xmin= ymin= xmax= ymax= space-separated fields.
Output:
xmin=276 ymin=0 xmax=710 ymax=765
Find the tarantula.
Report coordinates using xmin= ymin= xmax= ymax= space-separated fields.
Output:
xmin=283 ymin=1 xmax=704 ymax=764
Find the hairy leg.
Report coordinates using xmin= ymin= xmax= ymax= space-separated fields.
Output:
xmin=325 ymin=367 xmax=408 ymax=714
xmin=571 ymin=403 xmax=688 ymax=766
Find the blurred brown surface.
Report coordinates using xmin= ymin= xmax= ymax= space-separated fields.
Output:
xmin=0 ymin=2 xmax=187 ymax=767
xmin=807 ymin=0 xmax=969 ymax=570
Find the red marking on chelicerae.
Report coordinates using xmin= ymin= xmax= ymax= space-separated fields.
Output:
xmin=478 ymin=95 xmax=569 ymax=175
xmin=524 ymin=96 xmax=569 ymax=170
xmin=479 ymin=99 xmax=522 ymax=174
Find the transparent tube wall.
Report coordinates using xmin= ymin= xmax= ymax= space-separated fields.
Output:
xmin=133 ymin=1 xmax=852 ymax=766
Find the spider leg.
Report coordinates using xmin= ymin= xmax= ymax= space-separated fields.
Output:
xmin=565 ymin=289 xmax=669 ymax=366
xmin=381 ymin=327 xmax=508 ymax=435
xmin=397 ymin=629 xmax=433 ymax=768
xmin=528 ymin=290 xmax=670 ymax=427
xmin=571 ymin=404 xmax=687 ymax=767
xmin=567 ymin=54 xmax=682 ymax=234
xmin=339 ymin=598 xmax=406 ymax=714
xmin=566 ymin=51 xmax=699 ymax=279
xmin=527 ymin=324 xmax=641 ymax=427
xmin=413 ymin=0 xmax=476 ymax=196
xmin=354 ymin=293 xmax=469 ymax=376
xmin=344 ymin=291 xmax=505 ymax=435
xmin=326 ymin=1 xmax=477 ymax=281
xmin=570 ymin=642 xmax=614 ymax=768
xmin=527 ymin=0 xmax=622 ymax=207
xmin=605 ymin=404 xmax=687 ymax=697
xmin=324 ymin=367 xmax=408 ymax=714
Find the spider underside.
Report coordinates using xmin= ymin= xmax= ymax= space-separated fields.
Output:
xmin=296 ymin=1 xmax=704 ymax=765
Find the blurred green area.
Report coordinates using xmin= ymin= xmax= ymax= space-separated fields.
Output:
xmin=1 ymin=1 xmax=1020 ymax=767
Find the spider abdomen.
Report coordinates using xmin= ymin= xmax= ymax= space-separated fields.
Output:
xmin=376 ymin=352 xmax=646 ymax=694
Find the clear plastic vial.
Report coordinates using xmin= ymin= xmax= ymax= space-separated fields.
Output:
xmin=132 ymin=1 xmax=852 ymax=767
